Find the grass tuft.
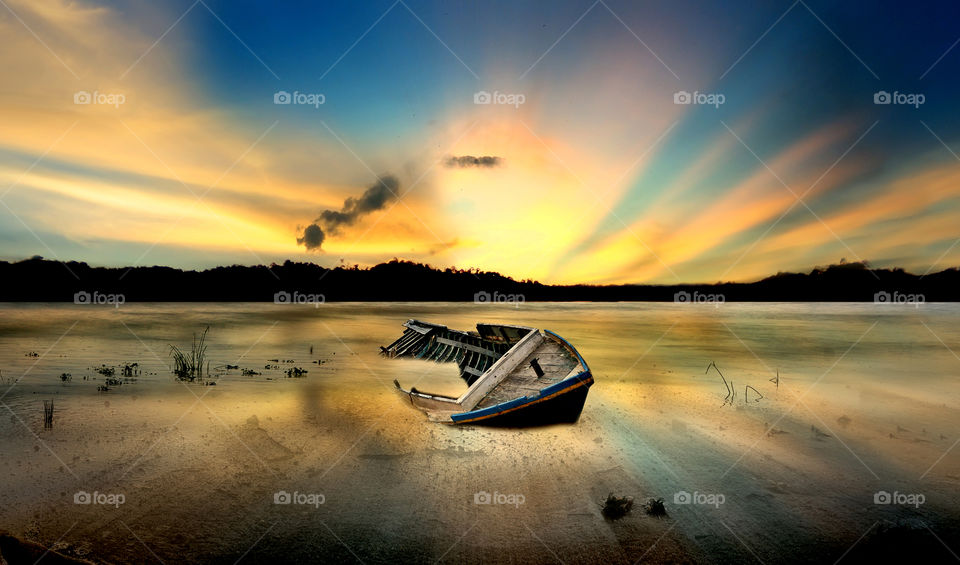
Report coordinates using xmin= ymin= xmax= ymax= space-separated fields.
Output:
xmin=171 ymin=326 xmax=209 ymax=381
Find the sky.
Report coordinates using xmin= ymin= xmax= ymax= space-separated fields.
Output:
xmin=1 ymin=0 xmax=959 ymax=284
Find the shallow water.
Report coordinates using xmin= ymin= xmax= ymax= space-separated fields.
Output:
xmin=1 ymin=302 xmax=958 ymax=563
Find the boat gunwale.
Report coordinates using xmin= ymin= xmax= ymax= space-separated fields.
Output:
xmin=543 ymin=329 xmax=590 ymax=374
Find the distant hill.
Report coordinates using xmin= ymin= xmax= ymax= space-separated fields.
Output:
xmin=0 ymin=257 xmax=956 ymax=302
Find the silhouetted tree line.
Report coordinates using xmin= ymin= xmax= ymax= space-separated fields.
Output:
xmin=0 ymin=256 xmax=958 ymax=301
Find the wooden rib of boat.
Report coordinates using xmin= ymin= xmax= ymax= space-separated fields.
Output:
xmin=381 ymin=319 xmax=593 ymax=426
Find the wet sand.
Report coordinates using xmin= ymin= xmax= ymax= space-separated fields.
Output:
xmin=1 ymin=303 xmax=959 ymax=563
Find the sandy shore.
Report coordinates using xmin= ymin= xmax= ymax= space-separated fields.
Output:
xmin=1 ymin=372 xmax=958 ymax=564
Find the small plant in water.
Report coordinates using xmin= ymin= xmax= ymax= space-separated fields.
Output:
xmin=170 ymin=326 xmax=210 ymax=381
xmin=601 ymin=493 xmax=634 ymax=520
xmin=285 ymin=367 xmax=308 ymax=378
xmin=43 ymin=400 xmax=54 ymax=429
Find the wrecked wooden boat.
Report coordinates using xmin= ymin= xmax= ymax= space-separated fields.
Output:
xmin=382 ymin=319 xmax=593 ymax=426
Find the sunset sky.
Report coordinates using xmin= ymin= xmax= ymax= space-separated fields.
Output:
xmin=1 ymin=0 xmax=959 ymax=284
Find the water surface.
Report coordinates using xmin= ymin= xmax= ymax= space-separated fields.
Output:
xmin=1 ymin=302 xmax=958 ymax=563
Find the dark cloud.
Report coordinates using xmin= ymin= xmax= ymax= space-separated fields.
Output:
xmin=297 ymin=175 xmax=399 ymax=251
xmin=296 ymin=223 xmax=325 ymax=250
xmin=444 ymin=155 xmax=501 ymax=168
xmin=319 ymin=175 xmax=398 ymax=234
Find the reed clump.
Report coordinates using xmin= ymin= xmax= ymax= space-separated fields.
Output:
xmin=171 ymin=326 xmax=210 ymax=381
xmin=43 ymin=400 xmax=54 ymax=429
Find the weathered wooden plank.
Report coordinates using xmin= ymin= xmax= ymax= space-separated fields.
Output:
xmin=472 ymin=337 xmax=578 ymax=409
xmin=436 ymin=337 xmax=499 ymax=358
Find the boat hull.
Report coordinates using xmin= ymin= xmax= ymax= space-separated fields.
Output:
xmin=449 ymin=371 xmax=594 ymax=427
xmin=386 ymin=320 xmax=594 ymax=427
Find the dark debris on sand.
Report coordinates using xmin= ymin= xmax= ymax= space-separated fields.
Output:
xmin=601 ymin=493 xmax=634 ymax=520
xmin=644 ymin=497 xmax=668 ymax=517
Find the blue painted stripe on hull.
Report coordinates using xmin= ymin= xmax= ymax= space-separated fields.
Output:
xmin=450 ymin=370 xmax=593 ymax=423
xmin=448 ymin=329 xmax=593 ymax=425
